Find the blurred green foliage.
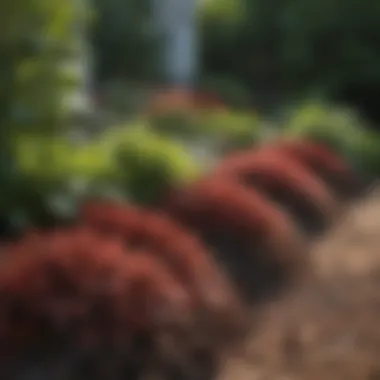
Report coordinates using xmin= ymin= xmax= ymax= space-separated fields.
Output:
xmin=87 ymin=0 xmax=380 ymax=120
xmin=8 ymin=101 xmax=380 ymax=232
xmin=111 ymin=127 xmax=201 ymax=205
xmin=282 ymin=101 xmax=380 ymax=177
xmin=355 ymin=131 xmax=380 ymax=177
xmin=283 ymin=102 xmax=363 ymax=153
xmin=3 ymin=0 xmax=380 ymax=234
xmin=1 ymin=0 xmax=87 ymax=131
xmin=149 ymin=110 xmax=200 ymax=140
xmin=149 ymin=108 xmax=262 ymax=154
xmin=0 ymin=0 xmax=87 ymax=231
xmin=14 ymin=125 xmax=202 ymax=208
xmin=90 ymin=0 xmax=160 ymax=81
xmin=10 ymin=106 xmax=262 ymax=213
xmin=199 ymin=0 xmax=380 ymax=117
xmin=87 ymin=0 xmax=380 ymax=121
xmin=196 ymin=110 xmax=262 ymax=153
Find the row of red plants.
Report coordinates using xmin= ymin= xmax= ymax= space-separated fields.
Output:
xmin=0 ymin=137 xmax=363 ymax=380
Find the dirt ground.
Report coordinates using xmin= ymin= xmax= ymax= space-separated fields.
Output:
xmin=216 ymin=183 xmax=380 ymax=380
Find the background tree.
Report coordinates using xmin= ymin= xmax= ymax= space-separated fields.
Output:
xmin=90 ymin=0 xmax=160 ymax=83
xmin=200 ymin=0 xmax=380 ymax=122
xmin=0 ymin=0 xmax=86 ymax=234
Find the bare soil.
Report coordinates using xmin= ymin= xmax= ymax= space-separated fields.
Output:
xmin=216 ymin=184 xmax=380 ymax=380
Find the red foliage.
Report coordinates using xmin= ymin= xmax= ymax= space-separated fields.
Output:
xmin=118 ymin=251 xmax=199 ymax=372
xmin=119 ymin=251 xmax=196 ymax=334
xmin=79 ymin=199 xmax=246 ymax=343
xmin=147 ymin=87 xmax=226 ymax=115
xmin=263 ymin=139 xmax=363 ymax=198
xmin=0 ymin=227 xmax=204 ymax=378
xmin=212 ymin=147 xmax=339 ymax=231
xmin=0 ymin=229 xmax=126 ymax=361
xmin=163 ymin=177 xmax=308 ymax=300
xmin=3 ymin=138 xmax=355 ymax=378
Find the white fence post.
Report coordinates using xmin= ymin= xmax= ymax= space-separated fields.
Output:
xmin=152 ymin=0 xmax=198 ymax=87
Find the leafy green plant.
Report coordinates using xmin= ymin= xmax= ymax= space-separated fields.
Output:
xmin=148 ymin=110 xmax=200 ymax=140
xmin=354 ymin=131 xmax=380 ymax=177
xmin=282 ymin=101 xmax=380 ymax=178
xmin=112 ymin=127 xmax=201 ymax=205
xmin=14 ymin=134 xmax=117 ymax=179
xmin=198 ymin=109 xmax=261 ymax=145
xmin=148 ymin=108 xmax=262 ymax=154
xmin=283 ymin=102 xmax=363 ymax=154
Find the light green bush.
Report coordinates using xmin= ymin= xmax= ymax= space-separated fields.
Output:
xmin=283 ymin=102 xmax=363 ymax=152
xmin=197 ymin=110 xmax=262 ymax=153
xmin=148 ymin=108 xmax=262 ymax=154
xmin=283 ymin=101 xmax=380 ymax=177
xmin=14 ymin=123 xmax=202 ymax=208
xmin=110 ymin=127 xmax=201 ymax=205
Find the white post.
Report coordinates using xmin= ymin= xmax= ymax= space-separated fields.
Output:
xmin=152 ymin=0 xmax=198 ymax=87
xmin=63 ymin=0 xmax=94 ymax=118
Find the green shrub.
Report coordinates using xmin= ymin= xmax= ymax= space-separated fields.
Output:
xmin=148 ymin=110 xmax=200 ymax=140
xmin=200 ymin=0 xmax=243 ymax=26
xmin=110 ymin=127 xmax=201 ymax=205
xmin=14 ymin=135 xmax=117 ymax=179
xmin=0 ymin=174 xmax=67 ymax=231
xmin=354 ymin=131 xmax=380 ymax=177
xmin=197 ymin=110 xmax=262 ymax=153
xmin=11 ymin=132 xmax=122 ymax=226
xmin=148 ymin=108 xmax=262 ymax=154
xmin=282 ymin=101 xmax=380 ymax=177
xmin=9 ymin=109 xmax=263 ymax=223
xmin=283 ymin=102 xmax=363 ymax=153
xmin=13 ymin=122 xmax=203 ymax=208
